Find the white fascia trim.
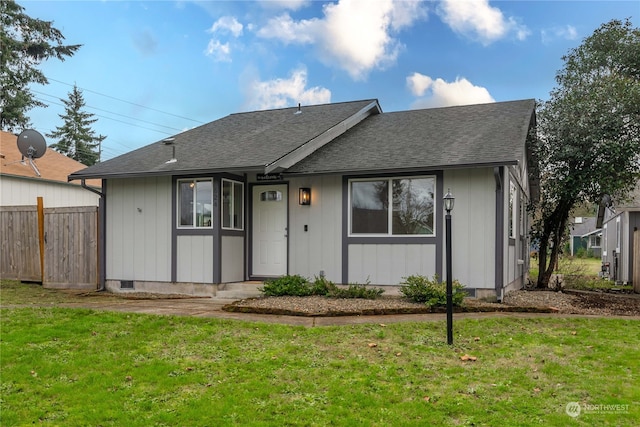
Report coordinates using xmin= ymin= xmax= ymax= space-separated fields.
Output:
xmin=264 ymin=101 xmax=381 ymax=174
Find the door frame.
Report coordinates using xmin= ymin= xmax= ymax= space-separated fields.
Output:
xmin=248 ymin=182 xmax=289 ymax=280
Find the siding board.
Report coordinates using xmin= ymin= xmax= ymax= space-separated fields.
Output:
xmin=106 ymin=177 xmax=172 ymax=282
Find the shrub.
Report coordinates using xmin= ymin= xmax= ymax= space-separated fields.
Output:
xmin=328 ymin=282 xmax=384 ymax=300
xmin=308 ymin=276 xmax=334 ymax=295
xmin=399 ymin=275 xmax=465 ymax=307
xmin=260 ymin=275 xmax=316 ymax=297
xmin=260 ymin=275 xmax=385 ymax=299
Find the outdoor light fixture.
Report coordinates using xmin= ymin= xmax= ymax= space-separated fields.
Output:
xmin=444 ymin=188 xmax=455 ymax=345
xmin=444 ymin=188 xmax=455 ymax=213
xmin=299 ymin=188 xmax=311 ymax=205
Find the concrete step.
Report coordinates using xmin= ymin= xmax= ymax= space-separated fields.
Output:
xmin=215 ymin=281 xmax=263 ymax=300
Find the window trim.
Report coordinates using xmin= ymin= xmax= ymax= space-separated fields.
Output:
xmin=509 ymin=179 xmax=517 ymax=239
xmin=348 ymin=175 xmax=436 ymax=237
xmin=176 ymin=178 xmax=214 ymax=229
xmin=221 ymin=178 xmax=245 ymax=231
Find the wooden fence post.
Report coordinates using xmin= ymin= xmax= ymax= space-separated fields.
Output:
xmin=37 ymin=197 xmax=45 ymax=283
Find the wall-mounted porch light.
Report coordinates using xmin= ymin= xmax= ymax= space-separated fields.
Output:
xmin=299 ymin=187 xmax=311 ymax=205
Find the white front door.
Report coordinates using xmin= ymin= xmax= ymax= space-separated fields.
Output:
xmin=252 ymin=184 xmax=288 ymax=277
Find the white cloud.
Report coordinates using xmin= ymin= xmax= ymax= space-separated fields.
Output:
xmin=204 ymin=39 xmax=232 ymax=62
xmin=437 ymin=0 xmax=529 ymax=45
xmin=407 ymin=73 xmax=495 ymax=109
xmin=541 ymin=25 xmax=578 ymax=44
xmin=256 ymin=13 xmax=317 ymax=44
xmin=259 ymin=0 xmax=310 ymax=11
xmin=257 ymin=0 xmax=427 ymax=80
xmin=205 ymin=16 xmax=243 ymax=62
xmin=243 ymin=67 xmax=331 ymax=110
xmin=208 ymin=16 xmax=243 ymax=37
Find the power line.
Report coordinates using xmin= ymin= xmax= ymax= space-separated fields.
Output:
xmin=33 ymin=89 xmax=185 ymax=133
xmin=47 ymin=78 xmax=205 ymax=124
xmin=35 ymin=96 xmax=175 ymax=136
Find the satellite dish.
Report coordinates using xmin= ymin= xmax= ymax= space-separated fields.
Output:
xmin=17 ymin=129 xmax=47 ymax=159
xmin=17 ymin=129 xmax=47 ymax=177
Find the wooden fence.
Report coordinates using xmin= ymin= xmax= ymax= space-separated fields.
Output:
xmin=0 ymin=204 xmax=98 ymax=289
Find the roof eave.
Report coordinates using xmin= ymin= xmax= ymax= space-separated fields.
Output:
xmin=68 ymin=165 xmax=266 ymax=181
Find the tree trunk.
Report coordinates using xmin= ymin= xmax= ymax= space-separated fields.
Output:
xmin=536 ymin=204 xmax=570 ymax=289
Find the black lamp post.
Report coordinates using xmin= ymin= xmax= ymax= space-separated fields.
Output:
xmin=443 ymin=188 xmax=455 ymax=345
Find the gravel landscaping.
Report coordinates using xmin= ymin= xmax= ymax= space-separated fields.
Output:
xmin=223 ymin=289 xmax=640 ymax=317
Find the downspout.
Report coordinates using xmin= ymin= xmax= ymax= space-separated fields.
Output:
xmin=494 ymin=167 xmax=504 ymax=301
xmin=80 ymin=179 xmax=107 ymax=292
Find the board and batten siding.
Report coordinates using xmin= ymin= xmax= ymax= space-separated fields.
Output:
xmin=106 ymin=177 xmax=171 ymax=282
xmin=443 ymin=168 xmax=496 ymax=290
xmin=288 ymin=175 xmax=342 ymax=282
xmin=176 ymin=235 xmax=214 ymax=283
xmin=1 ymin=175 xmax=99 ymax=207
xmin=348 ymin=244 xmax=436 ymax=285
xmin=221 ymin=235 xmax=244 ymax=283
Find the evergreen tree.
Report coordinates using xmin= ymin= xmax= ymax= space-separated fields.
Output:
xmin=47 ymin=84 xmax=105 ymax=166
xmin=0 ymin=0 xmax=80 ymax=131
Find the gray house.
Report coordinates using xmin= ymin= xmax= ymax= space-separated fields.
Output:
xmin=70 ymin=99 xmax=537 ymax=300
xmin=568 ymin=217 xmax=601 ymax=258
xmin=598 ymin=181 xmax=640 ymax=288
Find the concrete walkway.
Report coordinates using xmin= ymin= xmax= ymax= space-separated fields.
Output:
xmin=7 ymin=296 xmax=638 ymax=327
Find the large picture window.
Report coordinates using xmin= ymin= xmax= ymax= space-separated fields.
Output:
xmin=178 ymin=179 xmax=212 ymax=228
xmin=350 ymin=177 xmax=435 ymax=236
xmin=222 ymin=179 xmax=244 ymax=230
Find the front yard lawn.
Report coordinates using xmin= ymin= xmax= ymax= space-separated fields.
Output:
xmin=1 ymin=305 xmax=638 ymax=426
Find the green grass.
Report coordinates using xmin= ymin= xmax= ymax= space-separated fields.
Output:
xmin=1 ymin=281 xmax=639 ymax=426
xmin=529 ymin=257 xmax=633 ymax=292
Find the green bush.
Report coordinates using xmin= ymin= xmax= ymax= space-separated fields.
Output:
xmin=399 ymin=275 xmax=466 ymax=307
xmin=260 ymin=275 xmax=317 ymax=297
xmin=328 ymin=282 xmax=384 ymax=300
xmin=310 ymin=276 xmax=334 ymax=295
xmin=260 ymin=275 xmax=385 ymax=299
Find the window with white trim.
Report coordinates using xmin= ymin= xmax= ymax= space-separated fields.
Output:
xmin=222 ymin=179 xmax=244 ymax=230
xmin=350 ymin=176 xmax=435 ymax=236
xmin=178 ymin=179 xmax=213 ymax=228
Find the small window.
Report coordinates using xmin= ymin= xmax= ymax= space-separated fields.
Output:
xmin=222 ymin=179 xmax=244 ymax=230
xmin=260 ymin=190 xmax=282 ymax=202
xmin=178 ymin=179 xmax=212 ymax=228
xmin=350 ymin=176 xmax=434 ymax=236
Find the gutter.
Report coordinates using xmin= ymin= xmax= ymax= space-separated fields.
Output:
xmin=80 ymin=178 xmax=104 ymax=197
xmin=77 ymin=178 xmax=106 ymax=291
xmin=494 ymin=166 xmax=504 ymax=301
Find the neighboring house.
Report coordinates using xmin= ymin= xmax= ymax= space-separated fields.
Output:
xmin=0 ymin=131 xmax=101 ymax=207
xmin=568 ymin=217 xmax=601 ymax=258
xmin=598 ymin=181 xmax=640 ymax=286
xmin=69 ymin=99 xmax=538 ymax=300
xmin=1 ymin=131 xmax=102 ymax=286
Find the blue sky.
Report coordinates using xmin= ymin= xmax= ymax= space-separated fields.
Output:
xmin=21 ymin=0 xmax=639 ymax=161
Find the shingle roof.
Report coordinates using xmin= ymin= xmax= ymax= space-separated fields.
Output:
xmin=0 ymin=131 xmax=101 ymax=187
xmin=69 ymin=100 xmax=379 ymax=180
xmin=570 ymin=217 xmax=599 ymax=236
xmin=287 ymin=99 xmax=535 ymax=174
